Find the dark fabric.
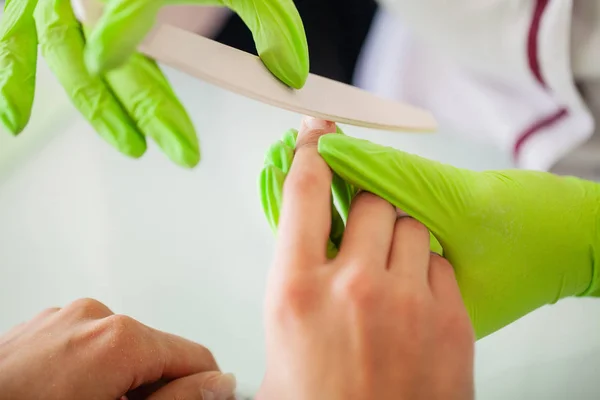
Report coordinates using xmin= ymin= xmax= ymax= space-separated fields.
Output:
xmin=214 ymin=0 xmax=378 ymax=84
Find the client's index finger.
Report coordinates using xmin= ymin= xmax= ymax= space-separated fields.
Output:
xmin=276 ymin=118 xmax=337 ymax=267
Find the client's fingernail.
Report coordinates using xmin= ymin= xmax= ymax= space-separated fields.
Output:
xmin=201 ymin=373 xmax=237 ymax=400
xmin=298 ymin=117 xmax=336 ymax=147
xmin=216 ymin=373 xmax=237 ymax=399
xmin=302 ymin=116 xmax=334 ymax=131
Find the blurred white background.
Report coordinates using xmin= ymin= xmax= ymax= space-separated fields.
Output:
xmin=0 ymin=51 xmax=600 ymax=398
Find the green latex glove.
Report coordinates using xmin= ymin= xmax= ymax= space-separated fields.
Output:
xmin=312 ymin=133 xmax=600 ymax=339
xmin=84 ymin=0 xmax=309 ymax=90
xmin=0 ymin=0 xmax=308 ymax=167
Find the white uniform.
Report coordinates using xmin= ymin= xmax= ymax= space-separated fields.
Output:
xmin=355 ymin=1 xmax=600 ymax=178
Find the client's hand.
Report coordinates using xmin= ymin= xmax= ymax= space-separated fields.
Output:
xmin=0 ymin=298 xmax=236 ymax=400
xmin=257 ymin=118 xmax=475 ymax=400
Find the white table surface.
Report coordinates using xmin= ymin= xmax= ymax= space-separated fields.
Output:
xmin=0 ymin=53 xmax=599 ymax=398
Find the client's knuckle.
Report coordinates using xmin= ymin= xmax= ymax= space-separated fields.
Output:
xmin=277 ymin=278 xmax=320 ymax=318
xmin=64 ymin=298 xmax=111 ymax=319
xmin=336 ymin=269 xmax=379 ymax=310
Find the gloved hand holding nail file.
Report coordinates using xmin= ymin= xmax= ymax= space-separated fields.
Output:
xmin=0 ymin=0 xmax=308 ymax=167
xmin=262 ymin=119 xmax=600 ymax=339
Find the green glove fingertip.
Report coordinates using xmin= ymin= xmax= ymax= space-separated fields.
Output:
xmin=260 ymin=48 xmax=308 ymax=90
xmin=227 ymin=0 xmax=309 ymax=89
xmin=0 ymin=107 xmax=24 ymax=135
xmin=260 ymin=165 xmax=286 ymax=232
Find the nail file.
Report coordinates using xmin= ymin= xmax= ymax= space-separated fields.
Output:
xmin=72 ymin=0 xmax=437 ymax=132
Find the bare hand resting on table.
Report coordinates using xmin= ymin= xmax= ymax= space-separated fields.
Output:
xmin=0 ymin=298 xmax=236 ymax=400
